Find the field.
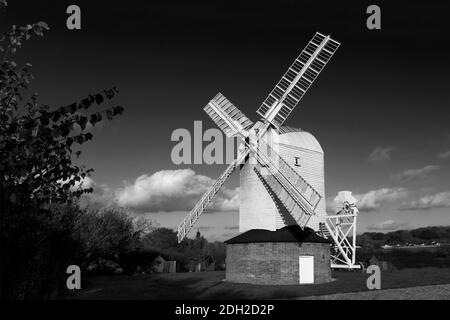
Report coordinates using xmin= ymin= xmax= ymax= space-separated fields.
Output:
xmin=68 ymin=267 xmax=450 ymax=300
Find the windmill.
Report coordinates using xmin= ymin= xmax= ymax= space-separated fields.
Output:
xmin=177 ymin=32 xmax=360 ymax=269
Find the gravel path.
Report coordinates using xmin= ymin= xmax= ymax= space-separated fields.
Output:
xmin=298 ymin=284 xmax=450 ymax=300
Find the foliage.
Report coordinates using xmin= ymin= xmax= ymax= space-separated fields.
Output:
xmin=0 ymin=2 xmax=125 ymax=299
xmin=0 ymin=4 xmax=124 ymax=207
xmin=142 ymin=228 xmax=226 ymax=271
xmin=143 ymin=227 xmax=179 ymax=252
xmin=0 ymin=202 xmax=157 ymax=297
xmin=75 ymin=207 xmax=142 ymax=261
xmin=357 ymin=226 xmax=450 ymax=248
xmin=0 ymin=204 xmax=84 ymax=299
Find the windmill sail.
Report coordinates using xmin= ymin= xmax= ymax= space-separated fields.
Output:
xmin=204 ymin=93 xmax=253 ymax=138
xmin=177 ymin=149 xmax=249 ymax=242
xmin=239 ymin=137 xmax=321 ymax=230
xmin=257 ymin=32 xmax=340 ymax=127
xmin=253 ymin=166 xmax=311 ymax=228
xmin=255 ymin=138 xmax=321 ymax=214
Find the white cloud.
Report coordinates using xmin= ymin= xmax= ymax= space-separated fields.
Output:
xmin=354 ymin=187 xmax=407 ymax=212
xmin=81 ymin=183 xmax=117 ymax=208
xmin=438 ymin=150 xmax=450 ymax=159
xmin=367 ymin=146 xmax=396 ymax=164
xmin=217 ymin=187 xmax=240 ymax=211
xmin=399 ymin=191 xmax=450 ymax=210
xmin=392 ymin=165 xmax=440 ymax=182
xmin=326 ymin=196 xmax=339 ymax=213
xmin=116 ymin=169 xmax=239 ymax=213
xmin=367 ymin=220 xmax=408 ymax=231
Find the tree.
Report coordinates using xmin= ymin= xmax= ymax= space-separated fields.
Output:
xmin=0 ymin=2 xmax=125 ymax=299
xmin=418 ymin=229 xmax=438 ymax=241
xmin=0 ymin=3 xmax=124 ymax=209
xmin=143 ymin=227 xmax=179 ymax=251
xmin=75 ymin=207 xmax=136 ymax=260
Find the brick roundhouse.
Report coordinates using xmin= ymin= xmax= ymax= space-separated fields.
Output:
xmin=225 ymin=225 xmax=332 ymax=285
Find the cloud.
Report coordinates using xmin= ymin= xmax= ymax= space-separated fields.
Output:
xmin=438 ymin=150 xmax=450 ymax=159
xmin=217 ymin=187 xmax=240 ymax=211
xmin=116 ymin=169 xmax=239 ymax=213
xmin=392 ymin=165 xmax=440 ymax=182
xmin=399 ymin=191 xmax=450 ymax=210
xmin=354 ymin=187 xmax=408 ymax=212
xmin=326 ymin=196 xmax=339 ymax=213
xmin=81 ymin=183 xmax=117 ymax=208
xmin=367 ymin=220 xmax=408 ymax=231
xmin=367 ymin=146 xmax=396 ymax=164
xmin=67 ymin=176 xmax=121 ymax=209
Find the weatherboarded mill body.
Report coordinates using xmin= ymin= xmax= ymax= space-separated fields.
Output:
xmin=239 ymin=126 xmax=326 ymax=233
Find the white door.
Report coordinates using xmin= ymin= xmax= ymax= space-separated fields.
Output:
xmin=299 ymin=256 xmax=314 ymax=284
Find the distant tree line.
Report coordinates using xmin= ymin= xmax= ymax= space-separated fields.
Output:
xmin=356 ymin=226 xmax=450 ymax=250
xmin=355 ymin=226 xmax=450 ymax=269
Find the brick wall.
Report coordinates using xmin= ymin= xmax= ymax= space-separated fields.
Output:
xmin=226 ymin=242 xmax=331 ymax=285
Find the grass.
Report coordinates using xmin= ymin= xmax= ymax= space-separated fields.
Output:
xmin=67 ymin=267 xmax=450 ymax=300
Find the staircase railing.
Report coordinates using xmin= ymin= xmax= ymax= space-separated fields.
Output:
xmin=251 ymin=139 xmax=321 ymax=223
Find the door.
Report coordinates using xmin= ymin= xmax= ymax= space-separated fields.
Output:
xmin=299 ymin=256 xmax=314 ymax=284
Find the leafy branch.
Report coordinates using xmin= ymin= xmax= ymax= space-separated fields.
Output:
xmin=0 ymin=3 xmax=125 ymax=207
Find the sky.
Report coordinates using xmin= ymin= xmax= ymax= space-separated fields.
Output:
xmin=2 ymin=0 xmax=449 ymax=240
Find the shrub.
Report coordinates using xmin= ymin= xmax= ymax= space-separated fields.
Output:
xmin=0 ymin=204 xmax=83 ymax=299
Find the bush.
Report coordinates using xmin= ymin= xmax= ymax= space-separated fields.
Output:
xmin=119 ymin=249 xmax=160 ymax=275
xmin=0 ymin=202 xmax=153 ymax=298
xmin=74 ymin=207 xmax=136 ymax=262
xmin=0 ymin=204 xmax=83 ymax=299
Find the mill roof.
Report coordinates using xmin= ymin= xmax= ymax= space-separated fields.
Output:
xmin=224 ymin=225 xmax=331 ymax=244
xmin=278 ymin=126 xmax=323 ymax=154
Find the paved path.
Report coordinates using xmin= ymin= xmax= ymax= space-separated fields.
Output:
xmin=298 ymin=284 xmax=450 ymax=300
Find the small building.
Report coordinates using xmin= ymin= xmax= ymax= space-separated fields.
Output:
xmin=225 ymin=225 xmax=332 ymax=285
xmin=163 ymin=260 xmax=177 ymax=273
xmin=153 ymin=256 xmax=166 ymax=273
xmin=153 ymin=255 xmax=177 ymax=273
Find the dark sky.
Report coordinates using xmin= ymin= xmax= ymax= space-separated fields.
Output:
xmin=2 ymin=0 xmax=449 ymax=237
